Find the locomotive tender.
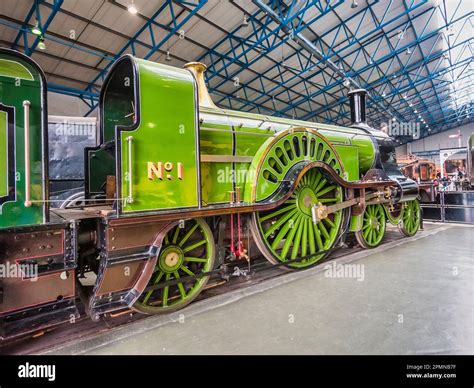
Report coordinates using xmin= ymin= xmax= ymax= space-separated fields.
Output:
xmin=0 ymin=48 xmax=422 ymax=338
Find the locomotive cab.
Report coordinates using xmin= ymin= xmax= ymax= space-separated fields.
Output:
xmin=0 ymin=49 xmax=48 ymax=229
xmin=85 ymin=56 xmax=201 ymax=215
xmin=85 ymin=56 xmax=136 ymax=202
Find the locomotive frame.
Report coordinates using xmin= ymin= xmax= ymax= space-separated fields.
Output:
xmin=0 ymin=48 xmax=425 ymax=339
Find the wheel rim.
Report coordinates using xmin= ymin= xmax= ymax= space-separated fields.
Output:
xmin=134 ymin=218 xmax=215 ymax=314
xmin=400 ymin=199 xmax=421 ymax=236
xmin=253 ymin=168 xmax=344 ymax=269
xmin=357 ymin=204 xmax=386 ymax=248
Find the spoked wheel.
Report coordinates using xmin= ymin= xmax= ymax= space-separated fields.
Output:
xmin=251 ymin=167 xmax=344 ymax=270
xmin=355 ymin=204 xmax=386 ymax=248
xmin=134 ymin=218 xmax=215 ymax=314
xmin=384 ymin=202 xmax=404 ymax=225
xmin=399 ymin=199 xmax=421 ymax=237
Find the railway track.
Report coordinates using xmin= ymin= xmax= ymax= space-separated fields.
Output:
xmin=0 ymin=225 xmax=437 ymax=355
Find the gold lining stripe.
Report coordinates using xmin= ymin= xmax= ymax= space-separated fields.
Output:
xmin=200 ymin=155 xmax=253 ymax=163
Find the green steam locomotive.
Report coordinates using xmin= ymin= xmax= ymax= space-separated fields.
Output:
xmin=0 ymin=48 xmax=421 ymax=338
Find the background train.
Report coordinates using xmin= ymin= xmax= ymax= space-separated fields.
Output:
xmin=0 ymin=48 xmax=424 ymax=339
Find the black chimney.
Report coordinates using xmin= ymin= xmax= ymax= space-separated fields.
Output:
xmin=348 ymin=89 xmax=367 ymax=125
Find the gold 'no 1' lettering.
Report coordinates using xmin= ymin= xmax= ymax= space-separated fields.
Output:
xmin=147 ymin=162 xmax=184 ymax=181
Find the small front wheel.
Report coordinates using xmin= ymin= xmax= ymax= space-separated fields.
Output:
xmin=134 ymin=218 xmax=215 ymax=314
xmin=355 ymin=203 xmax=386 ymax=248
xmin=399 ymin=199 xmax=421 ymax=237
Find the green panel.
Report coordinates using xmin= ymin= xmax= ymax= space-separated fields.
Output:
xmin=334 ymin=144 xmax=359 ymax=181
xmin=120 ymin=59 xmax=198 ymax=213
xmin=199 ymin=112 xmax=233 ymax=204
xmin=221 ymin=107 xmax=376 ymax=176
xmin=0 ymin=59 xmax=35 ymax=80
xmin=0 ymin=111 xmax=7 ymax=197
xmin=233 ymin=116 xmax=272 ymax=198
xmin=350 ymin=214 xmax=363 ymax=232
xmin=351 ymin=134 xmax=376 ymax=172
xmin=0 ymin=51 xmax=45 ymax=229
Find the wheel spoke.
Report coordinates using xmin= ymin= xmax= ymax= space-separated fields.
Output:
xmin=162 ymin=273 xmax=171 ymax=307
xmin=314 ymin=178 xmax=327 ymax=194
xmin=184 ymin=256 xmax=207 ymax=263
xmin=260 ymin=205 xmax=295 ymax=222
xmin=264 ymin=208 xmax=298 ymax=238
xmin=178 ymin=223 xmax=199 ymax=247
xmin=280 ymin=215 xmax=302 ymax=260
xmin=323 ymin=217 xmax=335 ymax=228
xmin=307 ymin=219 xmax=316 ymax=255
xmin=311 ymin=171 xmax=322 ymax=189
xmin=319 ymin=197 xmax=338 ymax=203
xmin=172 ymin=226 xmax=181 ymax=244
xmin=180 ymin=265 xmax=195 ymax=277
xmin=182 ymin=239 xmax=207 ymax=253
xmin=291 ymin=217 xmax=305 ymax=259
xmin=318 ymin=221 xmax=330 ymax=240
xmin=363 ymin=227 xmax=370 ymax=239
xmin=316 ymin=185 xmax=336 ymax=197
xmin=271 ymin=217 xmax=295 ymax=250
xmin=313 ymin=223 xmax=323 ymax=250
xmin=368 ymin=229 xmax=374 ymax=243
xmin=142 ymin=271 xmax=164 ymax=304
xmin=173 ymin=271 xmax=187 ymax=300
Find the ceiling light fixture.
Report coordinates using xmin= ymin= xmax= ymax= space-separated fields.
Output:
xmin=31 ymin=20 xmax=42 ymax=35
xmin=351 ymin=0 xmax=358 ymax=9
xmin=165 ymin=50 xmax=171 ymax=61
xmin=406 ymin=47 xmax=411 ymax=55
xmin=38 ymin=37 xmax=46 ymax=50
xmin=128 ymin=0 xmax=138 ymax=14
xmin=241 ymin=14 xmax=249 ymax=27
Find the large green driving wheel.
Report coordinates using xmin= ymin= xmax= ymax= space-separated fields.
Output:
xmin=355 ymin=204 xmax=386 ymax=248
xmin=134 ymin=218 xmax=215 ymax=314
xmin=251 ymin=168 xmax=344 ymax=269
xmin=399 ymin=199 xmax=421 ymax=237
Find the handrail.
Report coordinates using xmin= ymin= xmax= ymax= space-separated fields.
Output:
xmin=126 ymin=136 xmax=134 ymax=204
xmin=23 ymin=100 xmax=31 ymax=207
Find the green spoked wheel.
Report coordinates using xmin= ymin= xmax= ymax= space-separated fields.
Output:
xmin=134 ymin=218 xmax=215 ymax=314
xmin=251 ymin=168 xmax=344 ymax=269
xmin=355 ymin=204 xmax=386 ymax=248
xmin=399 ymin=199 xmax=421 ymax=237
